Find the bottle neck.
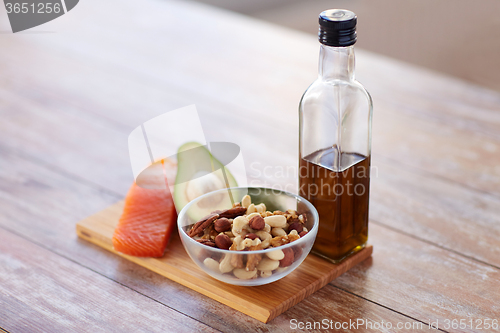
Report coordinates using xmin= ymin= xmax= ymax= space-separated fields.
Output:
xmin=318 ymin=44 xmax=355 ymax=81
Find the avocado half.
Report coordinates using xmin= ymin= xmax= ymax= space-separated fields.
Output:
xmin=173 ymin=142 xmax=238 ymax=220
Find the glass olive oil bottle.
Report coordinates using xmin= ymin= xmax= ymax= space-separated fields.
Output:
xmin=299 ymin=9 xmax=373 ymax=263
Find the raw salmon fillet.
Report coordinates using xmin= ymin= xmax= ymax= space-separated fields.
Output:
xmin=112 ymin=182 xmax=177 ymax=257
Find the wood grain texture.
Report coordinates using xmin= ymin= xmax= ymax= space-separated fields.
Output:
xmin=0 ymin=0 xmax=499 ymax=197
xmin=370 ymin=158 xmax=500 ymax=268
xmin=333 ymin=224 xmax=500 ymax=333
xmin=76 ymin=201 xmax=373 ymax=323
xmin=0 ymin=148 xmax=417 ymax=331
xmin=1 ymin=141 xmax=496 ymax=330
xmin=1 ymin=64 xmax=500 ymax=272
xmin=1 ymin=49 xmax=500 ymax=271
xmin=0 ymin=228 xmax=216 ymax=333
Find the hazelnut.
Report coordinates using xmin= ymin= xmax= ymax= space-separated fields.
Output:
xmin=280 ymin=248 xmax=294 ymax=267
xmin=244 ymin=233 xmax=258 ymax=240
xmin=288 ymin=222 xmax=303 ymax=233
xmin=292 ymin=246 xmax=303 ymax=259
xmin=214 ymin=218 xmax=231 ymax=233
xmin=249 ymin=215 xmax=265 ymax=230
xmin=299 ymin=231 xmax=308 ymax=237
xmin=215 ymin=234 xmax=232 ymax=250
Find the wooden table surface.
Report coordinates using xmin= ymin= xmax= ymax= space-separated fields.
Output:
xmin=1 ymin=0 xmax=500 ymax=332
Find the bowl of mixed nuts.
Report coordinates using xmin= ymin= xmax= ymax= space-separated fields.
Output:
xmin=177 ymin=187 xmax=319 ymax=286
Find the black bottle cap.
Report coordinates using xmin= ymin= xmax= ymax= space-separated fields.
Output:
xmin=318 ymin=9 xmax=357 ymax=47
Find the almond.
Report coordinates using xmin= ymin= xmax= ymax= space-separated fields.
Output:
xmin=219 ymin=206 xmax=247 ymax=219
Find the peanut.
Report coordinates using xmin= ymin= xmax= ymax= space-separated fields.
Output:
xmin=233 ymin=268 xmax=257 ymax=279
xmin=261 ymin=240 xmax=271 ymax=249
xmin=189 ymin=199 xmax=308 ymax=273
xmin=275 ymin=267 xmax=289 ymax=274
xmin=271 ymin=227 xmax=287 ymax=237
xmin=266 ymin=249 xmax=285 ymax=260
xmin=257 ymin=258 xmax=280 ymax=271
xmin=246 ymin=203 xmax=257 ymax=214
xmin=241 ymin=195 xmax=251 ymax=208
xmin=256 ymin=203 xmax=266 ymax=213
xmin=260 ymin=270 xmax=272 ymax=278
xmin=203 ymin=258 xmax=220 ymax=272
xmin=264 ymin=215 xmax=287 ymax=228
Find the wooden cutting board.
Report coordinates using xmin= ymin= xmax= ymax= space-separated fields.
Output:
xmin=76 ymin=201 xmax=373 ymax=323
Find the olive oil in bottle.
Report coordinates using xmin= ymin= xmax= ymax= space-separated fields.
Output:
xmin=298 ymin=10 xmax=373 ymax=263
xmin=299 ymin=147 xmax=370 ymax=261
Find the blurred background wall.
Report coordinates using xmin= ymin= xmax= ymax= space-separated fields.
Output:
xmin=193 ymin=0 xmax=500 ymax=92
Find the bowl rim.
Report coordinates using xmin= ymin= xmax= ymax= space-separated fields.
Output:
xmin=177 ymin=186 xmax=319 ymax=255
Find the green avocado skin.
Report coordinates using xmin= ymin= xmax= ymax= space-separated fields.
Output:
xmin=173 ymin=142 xmax=238 ymax=215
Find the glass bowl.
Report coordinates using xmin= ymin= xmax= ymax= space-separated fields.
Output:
xmin=177 ymin=187 xmax=318 ymax=286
